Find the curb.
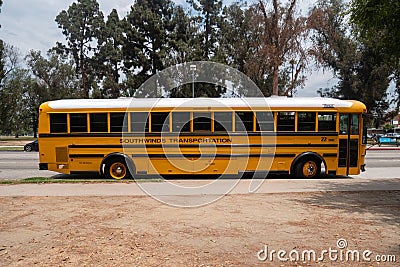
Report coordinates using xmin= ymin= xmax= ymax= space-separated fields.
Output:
xmin=0 ymin=146 xmax=24 ymax=152
xmin=366 ymin=146 xmax=400 ymax=150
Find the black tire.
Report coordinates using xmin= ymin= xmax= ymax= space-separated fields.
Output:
xmin=103 ymin=157 xmax=132 ymax=180
xmin=295 ymin=158 xmax=321 ymax=178
xmin=24 ymin=145 xmax=32 ymax=152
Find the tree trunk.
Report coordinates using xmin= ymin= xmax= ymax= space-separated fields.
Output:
xmin=272 ymin=59 xmax=279 ymax=95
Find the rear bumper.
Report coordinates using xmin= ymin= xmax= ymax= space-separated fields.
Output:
xmin=39 ymin=163 xmax=48 ymax=170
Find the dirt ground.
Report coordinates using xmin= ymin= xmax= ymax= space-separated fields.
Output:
xmin=0 ymin=191 xmax=399 ymax=266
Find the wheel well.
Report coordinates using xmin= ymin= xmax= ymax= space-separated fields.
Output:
xmin=100 ymin=153 xmax=136 ymax=176
xmin=290 ymin=152 xmax=326 ymax=175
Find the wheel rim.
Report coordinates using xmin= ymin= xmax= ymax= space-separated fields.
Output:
xmin=109 ymin=162 xmax=127 ymax=179
xmin=302 ymin=161 xmax=317 ymax=178
xmin=25 ymin=146 xmax=32 ymax=152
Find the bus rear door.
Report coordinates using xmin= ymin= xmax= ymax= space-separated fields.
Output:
xmin=337 ymin=114 xmax=360 ymax=176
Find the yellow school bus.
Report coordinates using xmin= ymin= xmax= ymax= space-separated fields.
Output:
xmin=38 ymin=97 xmax=367 ymax=179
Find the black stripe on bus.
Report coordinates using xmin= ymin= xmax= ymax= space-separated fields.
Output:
xmin=131 ymin=154 xmax=296 ymax=158
xmin=68 ymin=144 xmax=337 ymax=149
xmin=39 ymin=132 xmax=338 ymax=138
xmin=323 ymin=153 xmax=338 ymax=157
xmin=69 ymin=154 xmax=105 ymax=158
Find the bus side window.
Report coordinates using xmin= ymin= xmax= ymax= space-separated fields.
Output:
xmin=70 ymin=113 xmax=88 ymax=132
xmin=214 ymin=112 xmax=232 ymax=132
xmin=256 ymin=112 xmax=274 ymax=131
xmin=151 ymin=112 xmax=169 ymax=132
xmin=172 ymin=112 xmax=190 ymax=132
xmin=277 ymin=112 xmax=295 ymax=131
xmin=90 ymin=113 xmax=108 ymax=132
xmin=235 ymin=112 xmax=253 ymax=132
xmin=351 ymin=114 xmax=359 ymax=135
xmin=131 ymin=112 xmax=149 ymax=132
xmin=298 ymin=112 xmax=316 ymax=131
xmin=193 ymin=112 xmax=211 ymax=132
xmin=339 ymin=114 xmax=348 ymax=134
xmin=50 ymin=113 xmax=67 ymax=133
xmin=110 ymin=113 xmax=128 ymax=132
xmin=318 ymin=113 xmax=336 ymax=132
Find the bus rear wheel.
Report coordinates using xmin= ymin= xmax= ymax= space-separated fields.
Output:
xmin=104 ymin=157 xmax=131 ymax=180
xmin=295 ymin=158 xmax=321 ymax=178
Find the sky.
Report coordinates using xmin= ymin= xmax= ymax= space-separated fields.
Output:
xmin=0 ymin=0 xmax=336 ymax=97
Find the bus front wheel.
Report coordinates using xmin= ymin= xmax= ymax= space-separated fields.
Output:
xmin=295 ymin=158 xmax=321 ymax=178
xmin=103 ymin=157 xmax=131 ymax=180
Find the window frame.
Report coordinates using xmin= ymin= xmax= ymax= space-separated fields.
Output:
xmin=130 ymin=112 xmax=149 ymax=133
xmin=235 ymin=111 xmax=254 ymax=132
xmin=297 ymin=112 xmax=316 ymax=132
xmin=193 ymin=112 xmax=212 ymax=132
xmin=172 ymin=112 xmax=191 ymax=133
xmin=213 ymin=112 xmax=233 ymax=132
xmin=151 ymin=112 xmax=170 ymax=132
xmin=256 ymin=111 xmax=275 ymax=132
xmin=50 ymin=113 xmax=68 ymax=133
xmin=277 ymin=112 xmax=295 ymax=132
xmin=70 ymin=113 xmax=88 ymax=133
xmin=318 ymin=112 xmax=337 ymax=132
xmin=110 ymin=113 xmax=128 ymax=133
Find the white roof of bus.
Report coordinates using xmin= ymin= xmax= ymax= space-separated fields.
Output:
xmin=46 ymin=97 xmax=354 ymax=110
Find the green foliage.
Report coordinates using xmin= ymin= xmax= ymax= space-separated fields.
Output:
xmin=26 ymin=50 xmax=81 ymax=99
xmin=0 ymin=68 xmax=32 ymax=135
xmin=311 ymin=0 xmax=392 ymax=126
xmin=123 ymin=0 xmax=174 ymax=95
xmin=166 ymin=5 xmax=198 ymax=65
xmin=0 ymin=43 xmax=81 ymax=136
xmin=350 ymin=0 xmax=400 ymax=62
xmin=0 ymin=177 xmax=162 ymax=184
xmin=349 ymin=0 xmax=400 ymax=111
xmin=188 ymin=0 xmax=223 ymax=60
xmin=55 ymin=0 xmax=105 ymax=97
xmin=0 ymin=0 xmax=3 ymax=85
xmin=0 ymin=44 xmax=29 ymax=136
xmin=0 ymin=40 xmax=4 ymax=85
xmin=383 ymin=124 xmax=394 ymax=132
xmin=95 ymin=9 xmax=125 ymax=98
xmin=3 ymin=0 xmax=400 ymax=135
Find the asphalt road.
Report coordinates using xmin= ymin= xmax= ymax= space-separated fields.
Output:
xmin=364 ymin=150 xmax=400 ymax=167
xmin=0 ymin=149 xmax=399 ymax=180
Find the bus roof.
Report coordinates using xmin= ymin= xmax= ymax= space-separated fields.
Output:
xmin=41 ymin=97 xmax=366 ymax=112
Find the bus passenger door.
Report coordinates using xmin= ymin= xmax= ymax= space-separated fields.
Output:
xmin=337 ymin=114 xmax=360 ymax=176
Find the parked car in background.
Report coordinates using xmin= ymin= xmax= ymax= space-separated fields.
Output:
xmin=386 ymin=133 xmax=400 ymax=138
xmin=24 ymin=140 xmax=38 ymax=152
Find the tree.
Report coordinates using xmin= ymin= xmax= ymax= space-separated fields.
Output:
xmin=350 ymin=0 xmax=400 ymax=61
xmin=25 ymin=50 xmax=81 ymax=100
xmin=55 ymin=0 xmax=104 ymax=97
xmin=350 ymin=0 xmax=400 ymax=111
xmin=187 ymin=0 xmax=223 ymax=60
xmin=166 ymin=6 xmax=198 ymax=65
xmin=0 ymin=44 xmax=31 ymax=136
xmin=310 ymin=0 xmax=391 ymax=127
xmin=96 ymin=9 xmax=125 ymax=98
xmin=0 ymin=40 xmax=4 ymax=86
xmin=123 ymin=0 xmax=174 ymax=96
xmin=309 ymin=0 xmax=360 ymax=96
xmin=0 ymin=0 xmax=4 ymax=86
xmin=168 ymin=0 xmax=228 ymax=98
xmin=218 ymin=3 xmax=254 ymax=73
xmin=247 ymin=0 xmax=310 ymax=96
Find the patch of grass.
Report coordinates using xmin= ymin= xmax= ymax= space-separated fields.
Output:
xmin=0 ymin=137 xmax=35 ymax=141
xmin=0 ymin=147 xmax=24 ymax=151
xmin=0 ymin=177 xmax=163 ymax=184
